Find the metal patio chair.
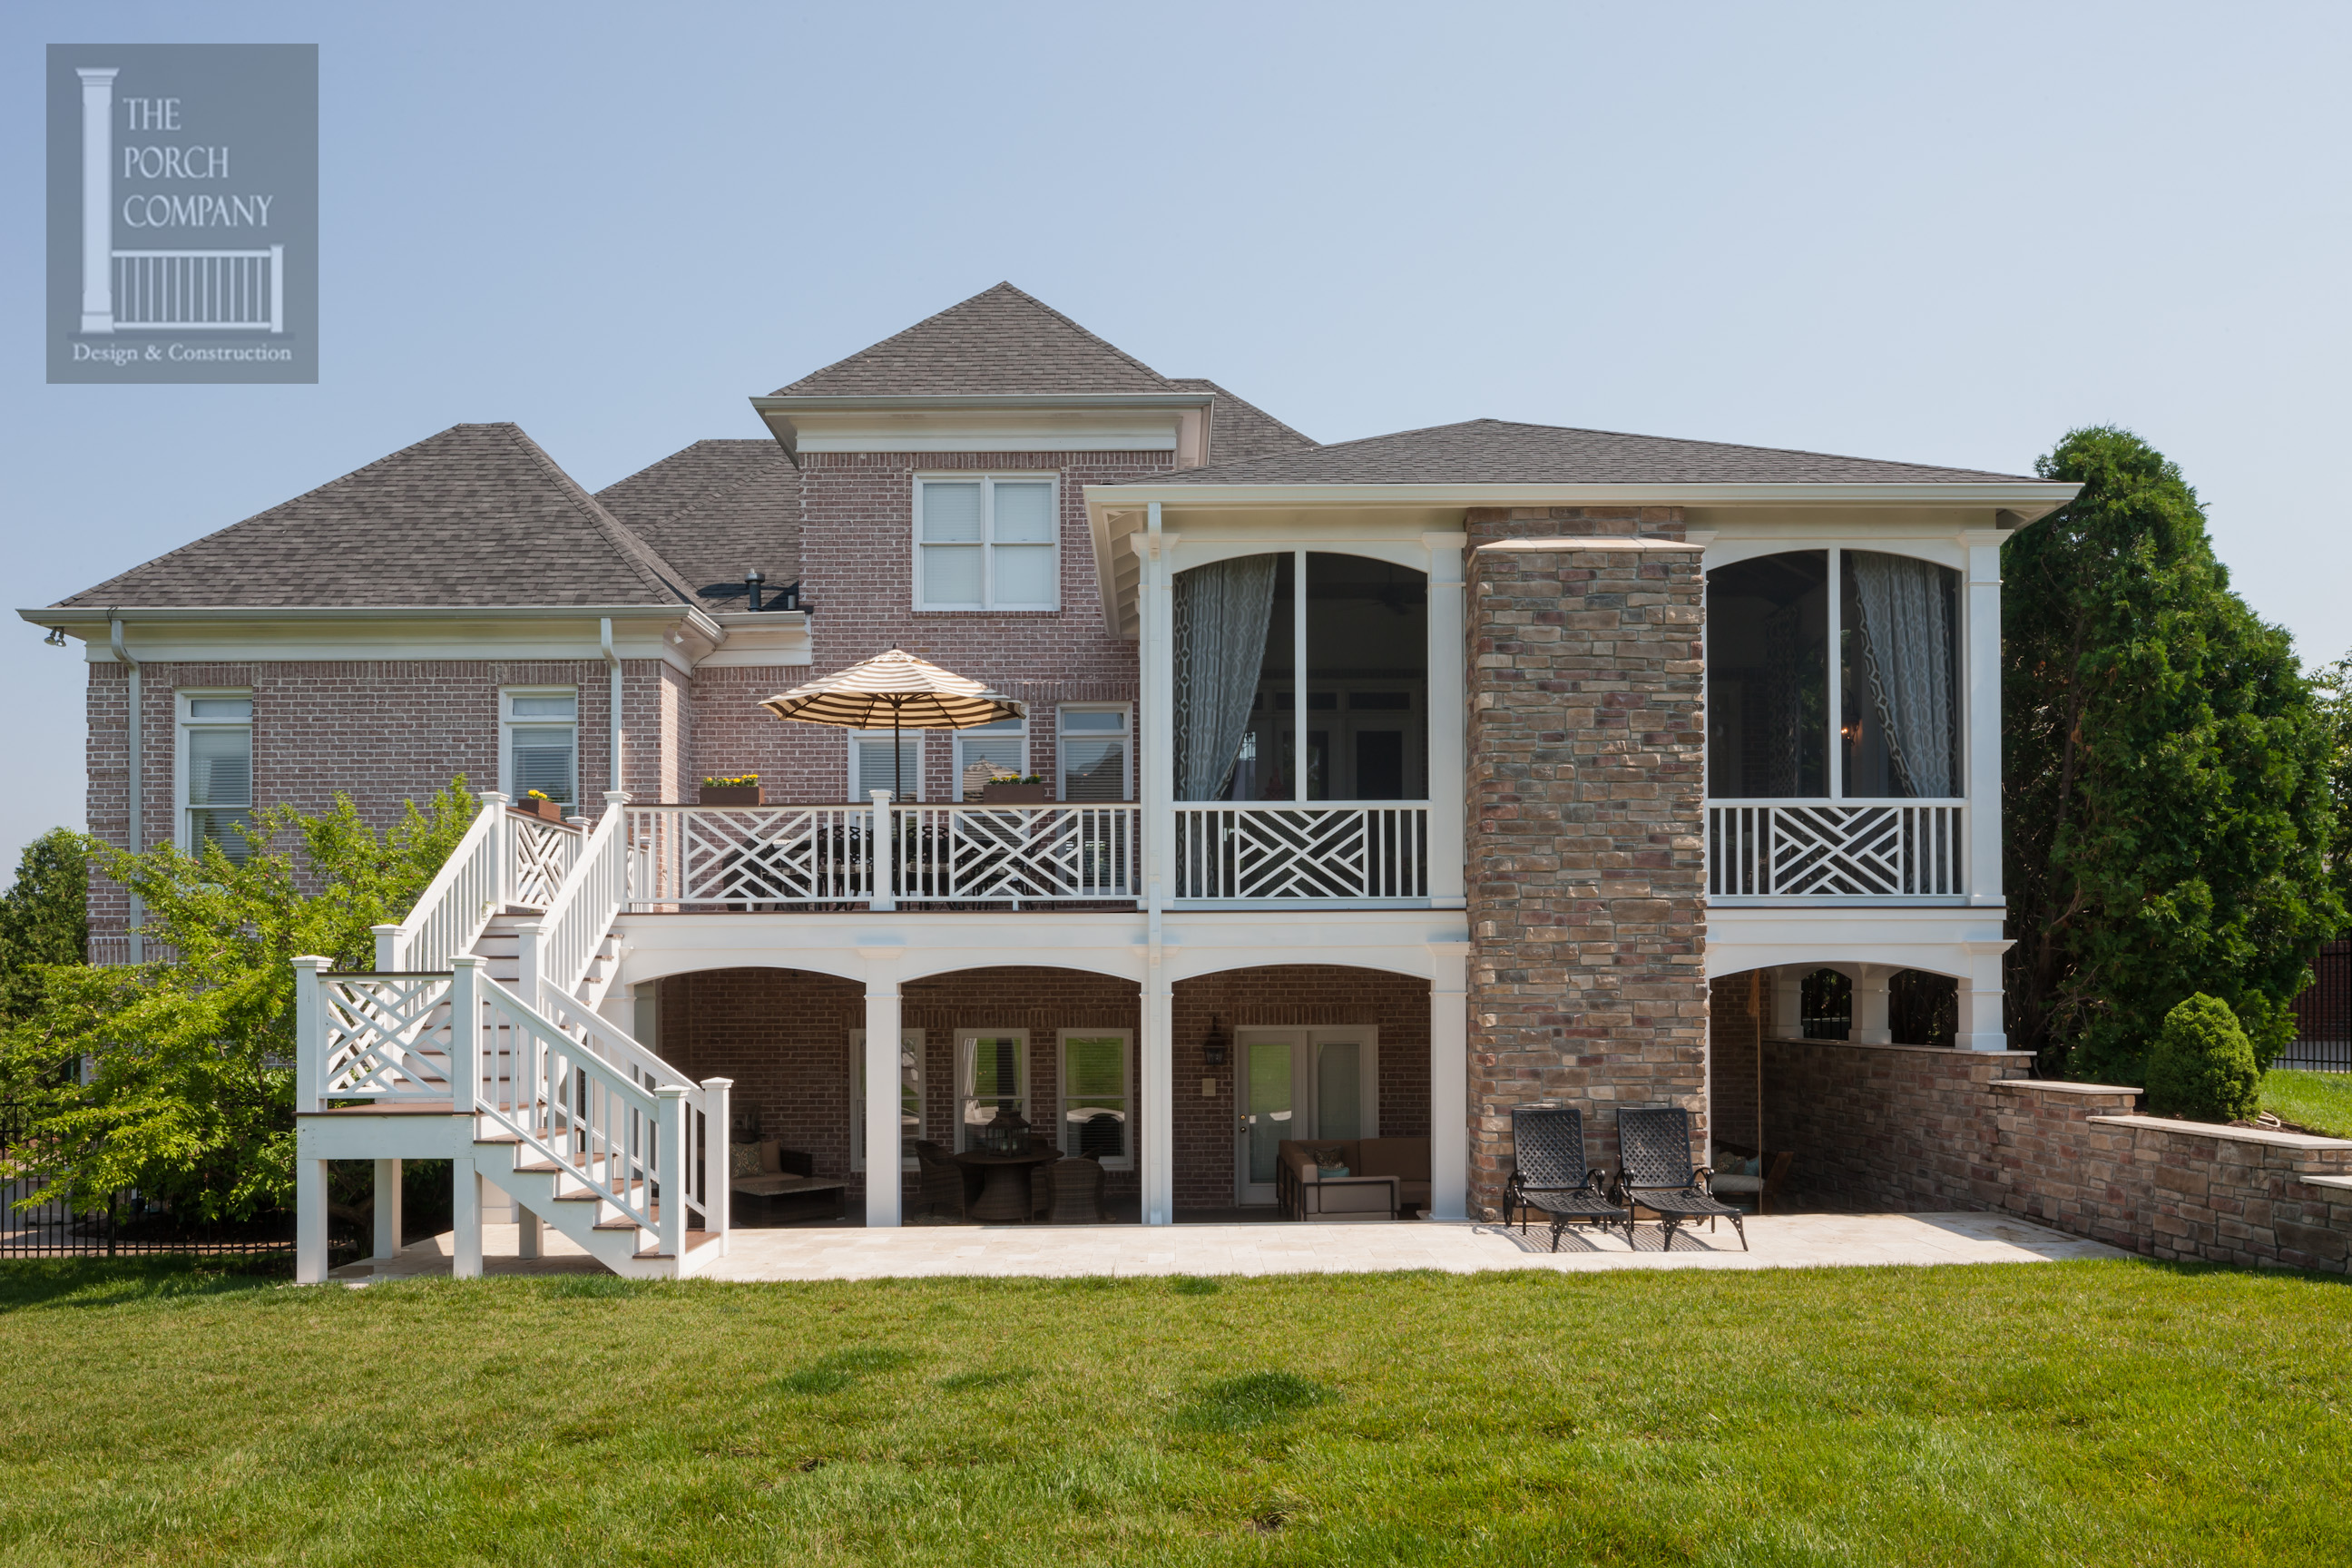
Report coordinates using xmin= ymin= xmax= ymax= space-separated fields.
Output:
xmin=1615 ymin=1106 xmax=1748 ymax=1251
xmin=1503 ymin=1105 xmax=1632 ymax=1251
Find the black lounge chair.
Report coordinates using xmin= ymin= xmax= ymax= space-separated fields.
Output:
xmin=1503 ymin=1106 xmax=1632 ymax=1250
xmin=1615 ymin=1106 xmax=1748 ymax=1251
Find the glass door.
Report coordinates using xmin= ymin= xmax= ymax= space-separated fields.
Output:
xmin=1239 ymin=1033 xmax=1300 ymax=1205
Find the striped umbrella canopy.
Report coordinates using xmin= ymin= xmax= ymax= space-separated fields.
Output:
xmin=760 ymin=647 xmax=1025 ymax=801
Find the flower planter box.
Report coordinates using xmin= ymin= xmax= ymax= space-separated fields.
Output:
xmin=512 ymin=798 xmax=567 ymax=823
xmin=980 ymin=783 xmax=1051 ymax=805
xmin=700 ymin=785 xmax=766 ymax=807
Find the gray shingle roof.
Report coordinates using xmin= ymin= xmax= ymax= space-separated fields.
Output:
xmin=54 ymin=423 xmax=697 ymax=609
xmin=1168 ymin=378 xmax=1318 ymax=463
xmin=772 ymin=282 xmax=1179 ymax=397
xmin=594 ymin=439 xmax=801 ymax=612
xmin=1144 ymin=418 xmax=2037 ymax=486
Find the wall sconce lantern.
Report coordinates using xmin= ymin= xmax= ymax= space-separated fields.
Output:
xmin=1201 ymin=1014 xmax=1229 ymax=1066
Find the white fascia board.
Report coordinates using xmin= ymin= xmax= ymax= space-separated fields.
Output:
xmin=27 ymin=603 xmax=722 ymax=672
xmin=697 ymin=610 xmax=813 ymax=669
xmin=753 ymin=393 xmax=1212 ymax=457
xmin=1084 ymin=480 xmax=2080 ymax=518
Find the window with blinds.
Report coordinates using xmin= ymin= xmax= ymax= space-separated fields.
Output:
xmin=953 ymin=716 xmax=1026 ymax=799
xmin=503 ymin=689 xmax=578 ymax=807
xmin=180 ymin=694 xmax=253 ymax=863
xmin=1057 ymin=705 xmax=1131 ymax=802
xmin=1058 ymin=1032 xmax=1132 ymax=1168
xmin=850 ymin=732 xmax=924 ymax=802
xmin=916 ymin=475 xmax=1059 ymax=611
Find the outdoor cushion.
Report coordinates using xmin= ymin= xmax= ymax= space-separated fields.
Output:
xmin=1357 ymin=1138 xmax=1429 ymax=1181
xmin=1709 ymin=1172 xmax=1766 ymax=1194
xmin=757 ymin=1139 xmax=783 ymax=1174
xmin=730 ymin=1142 xmax=763 ymax=1178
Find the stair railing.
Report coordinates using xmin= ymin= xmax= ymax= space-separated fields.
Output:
xmin=371 ymin=792 xmax=511 ymax=973
xmin=517 ymin=791 xmax=632 ymax=1011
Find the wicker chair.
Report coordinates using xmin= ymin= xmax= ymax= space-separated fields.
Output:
xmin=1046 ymin=1154 xmax=1105 ymax=1223
xmin=913 ymin=1141 xmax=973 ymax=1220
xmin=1615 ymin=1107 xmax=1748 ymax=1251
xmin=1503 ymin=1106 xmax=1632 ymax=1250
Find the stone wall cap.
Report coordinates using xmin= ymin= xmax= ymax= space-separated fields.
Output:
xmin=1765 ymin=1036 xmax=2035 ymax=1060
xmin=2086 ymin=1113 xmax=2352 ymax=1152
xmin=2303 ymin=1172 xmax=2352 ymax=1193
xmin=1992 ymin=1079 xmax=2141 ymax=1097
xmin=1473 ymin=536 xmax=1697 ymax=553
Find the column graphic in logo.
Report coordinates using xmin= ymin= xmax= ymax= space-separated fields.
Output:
xmin=47 ymin=45 xmax=317 ymax=384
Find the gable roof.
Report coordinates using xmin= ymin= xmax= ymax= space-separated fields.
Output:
xmin=1143 ymin=417 xmax=2037 ymax=486
xmin=771 ymin=282 xmax=1179 ymax=397
xmin=54 ymin=423 xmax=697 ymax=610
xmin=1171 ymin=378 xmax=1318 ymax=464
xmin=594 ymin=438 xmax=801 ymax=612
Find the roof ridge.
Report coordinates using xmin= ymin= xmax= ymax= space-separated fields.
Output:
xmin=982 ymin=282 xmax=1175 ymax=390
xmin=772 ymin=281 xmax=1175 ymax=397
xmin=499 ymin=426 xmax=697 ymax=607
xmin=1454 ymin=417 xmax=2024 ymax=483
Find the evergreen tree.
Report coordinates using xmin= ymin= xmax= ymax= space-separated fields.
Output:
xmin=2004 ymin=427 xmax=2342 ymax=1078
xmin=0 ymin=829 xmax=88 ymax=1023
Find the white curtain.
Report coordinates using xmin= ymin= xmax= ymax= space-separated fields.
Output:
xmin=1849 ymin=552 xmax=1956 ymax=798
xmin=1173 ymin=555 xmax=1279 ymax=801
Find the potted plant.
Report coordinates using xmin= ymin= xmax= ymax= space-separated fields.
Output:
xmin=700 ymin=773 xmax=764 ymax=807
xmin=514 ymin=789 xmax=567 ymax=822
xmin=982 ymin=774 xmax=1051 ymax=805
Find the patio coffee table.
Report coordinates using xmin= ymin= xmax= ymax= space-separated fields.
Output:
xmin=730 ymin=1173 xmax=848 ymax=1223
xmin=947 ymin=1147 xmax=1058 ymax=1223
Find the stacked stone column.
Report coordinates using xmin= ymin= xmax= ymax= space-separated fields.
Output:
xmin=1464 ymin=508 xmax=1708 ymax=1218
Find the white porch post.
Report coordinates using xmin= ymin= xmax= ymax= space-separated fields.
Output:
xmin=483 ymin=793 xmax=514 ymax=907
xmin=1424 ymin=534 xmax=1468 ymax=907
xmin=372 ymin=1159 xmax=403 ymax=1261
xmin=1957 ymin=939 xmax=2013 ymax=1053
xmin=1139 ymin=504 xmax=1176 ymax=1225
xmin=863 ymin=959 xmax=903 ymax=1226
xmin=514 ymin=1200 xmax=542 ymax=1259
xmin=868 ymin=789 xmax=896 ymax=912
xmin=1428 ymin=940 xmax=1470 ymax=1220
xmin=451 ymin=1159 xmax=483 ymax=1280
xmin=293 ymin=955 xmax=330 ymax=1285
xmin=514 ymin=921 xmax=544 ymax=1012
xmin=1142 ymin=970 xmax=1173 ymax=1225
xmin=371 ymin=924 xmax=402 ymax=973
xmin=1849 ymin=964 xmax=1893 ymax=1045
xmin=1769 ymin=968 xmax=1803 ymax=1039
xmin=77 ymin=69 xmax=115 ymax=334
xmin=1963 ymin=530 xmax=2004 ymax=905
xmin=296 ymin=1159 xmax=329 ymax=1285
xmin=703 ymin=1076 xmax=733 ymax=1254
xmin=657 ymin=1084 xmax=690 ymax=1262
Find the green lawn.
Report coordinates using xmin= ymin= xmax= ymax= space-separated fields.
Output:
xmin=2262 ymin=1069 xmax=2352 ymax=1138
xmin=2 ymin=1259 xmax=2347 ymax=1566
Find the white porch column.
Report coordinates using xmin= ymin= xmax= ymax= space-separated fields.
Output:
xmin=1770 ymin=968 xmax=1803 ymax=1039
xmin=296 ymin=1160 xmax=329 ymax=1285
xmin=1849 ymin=964 xmax=1893 ymax=1045
xmin=1424 ymin=533 xmax=1468 ymax=906
xmin=451 ymin=1158 xmax=483 ymax=1280
xmin=862 ymin=959 xmax=903 ymax=1227
xmin=868 ymin=789 xmax=896 ymax=912
xmin=371 ymin=1159 xmax=403 ymax=1261
xmin=77 ymin=69 xmax=116 ymax=334
xmin=1963 ymin=530 xmax=2004 ymax=905
xmin=1427 ymin=940 xmax=1470 ymax=1220
xmin=1142 ymin=968 xmax=1173 ymax=1225
xmin=1139 ymin=503 xmax=1176 ymax=1226
xmin=1956 ymin=939 xmax=2014 ymax=1053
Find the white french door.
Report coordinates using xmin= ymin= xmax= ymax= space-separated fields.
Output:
xmin=1235 ymin=1028 xmax=1377 ymax=1205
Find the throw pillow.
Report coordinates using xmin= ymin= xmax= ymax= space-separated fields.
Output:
xmin=1318 ymin=1162 xmax=1350 ymax=1179
xmin=730 ymin=1142 xmax=762 ymax=1178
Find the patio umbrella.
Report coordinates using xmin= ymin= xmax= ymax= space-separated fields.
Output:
xmin=760 ymin=647 xmax=1026 ymax=803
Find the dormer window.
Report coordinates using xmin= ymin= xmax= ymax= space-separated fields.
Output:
xmin=915 ymin=475 xmax=1059 ymax=612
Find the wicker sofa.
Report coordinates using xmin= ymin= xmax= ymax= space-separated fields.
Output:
xmin=1273 ymin=1137 xmax=1430 ymax=1220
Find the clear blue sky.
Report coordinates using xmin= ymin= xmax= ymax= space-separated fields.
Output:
xmin=4 ymin=2 xmax=2346 ymax=865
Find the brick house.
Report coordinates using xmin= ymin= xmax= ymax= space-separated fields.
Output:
xmin=22 ymin=282 xmax=2092 ymax=1279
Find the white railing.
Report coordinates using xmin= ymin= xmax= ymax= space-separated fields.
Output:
xmin=512 ymin=812 xmax=584 ymax=907
xmin=522 ymin=795 xmax=632 ymax=1005
xmin=376 ymin=792 xmax=509 ymax=973
xmin=625 ymin=803 xmax=878 ymax=908
xmin=113 ymin=247 xmax=284 ymax=332
xmin=890 ymin=804 xmax=1140 ymax=902
xmin=1706 ymin=799 xmax=1966 ymax=897
xmin=312 ymin=971 xmax=455 ymax=1101
xmin=1172 ymin=803 xmax=1430 ymax=900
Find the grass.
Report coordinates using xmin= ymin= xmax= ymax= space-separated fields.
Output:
xmin=2261 ymin=1069 xmax=2352 ymax=1138
xmin=0 ymin=1258 xmax=2347 ymax=1566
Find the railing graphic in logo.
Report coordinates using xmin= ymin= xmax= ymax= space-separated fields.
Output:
xmin=112 ymin=247 xmax=283 ymax=332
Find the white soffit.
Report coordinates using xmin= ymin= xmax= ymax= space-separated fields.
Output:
xmin=754 ymin=394 xmax=1208 ymax=456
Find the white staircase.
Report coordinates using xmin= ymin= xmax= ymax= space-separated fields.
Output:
xmin=295 ymin=792 xmax=728 ymax=1283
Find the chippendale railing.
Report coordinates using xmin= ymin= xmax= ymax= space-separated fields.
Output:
xmin=1706 ymin=799 xmax=1965 ymax=898
xmin=1171 ymin=803 xmax=1429 ymax=901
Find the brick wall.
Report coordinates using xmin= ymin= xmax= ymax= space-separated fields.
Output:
xmin=1710 ymin=973 xmax=1763 ymax=1152
xmin=1169 ymin=965 xmax=1432 ymax=1210
xmin=1464 ymin=534 xmax=1708 ymax=1217
xmin=1761 ymin=1037 xmax=2030 ymax=1210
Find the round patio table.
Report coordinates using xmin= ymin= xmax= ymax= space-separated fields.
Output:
xmin=948 ymin=1147 xmax=1059 ymax=1223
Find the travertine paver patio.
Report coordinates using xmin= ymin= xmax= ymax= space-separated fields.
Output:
xmin=330 ymin=1211 xmax=2126 ymax=1285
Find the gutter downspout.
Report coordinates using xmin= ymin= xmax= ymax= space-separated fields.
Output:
xmin=109 ymin=616 xmax=142 ymax=963
xmin=599 ymin=617 xmax=622 ymax=792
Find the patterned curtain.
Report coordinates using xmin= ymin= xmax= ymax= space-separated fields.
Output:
xmin=1849 ymin=551 xmax=1956 ymax=798
xmin=1173 ymin=555 xmax=1279 ymax=801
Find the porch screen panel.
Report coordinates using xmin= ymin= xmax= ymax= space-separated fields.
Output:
xmin=959 ymin=1034 xmax=1026 ymax=1143
xmin=1315 ymin=1040 xmax=1363 ymax=1141
xmin=1842 ymin=551 xmax=1958 ymax=799
xmin=1304 ymin=554 xmax=1426 ymax=800
xmin=1704 ymin=553 xmax=1828 ymax=798
xmin=1172 ymin=554 xmax=1279 ymax=800
xmin=1060 ymin=1035 xmax=1128 ymax=1162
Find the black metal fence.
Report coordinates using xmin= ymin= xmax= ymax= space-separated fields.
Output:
xmin=0 ymin=1102 xmax=301 ymax=1259
xmin=2284 ymin=940 xmax=2352 ymax=1072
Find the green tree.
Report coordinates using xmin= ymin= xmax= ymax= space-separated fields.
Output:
xmin=2004 ymin=426 xmax=2342 ymax=1080
xmin=0 ymin=828 xmax=88 ymax=1023
xmin=0 ymin=781 xmax=474 ymax=1221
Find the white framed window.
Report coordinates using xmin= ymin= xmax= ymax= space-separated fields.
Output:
xmin=915 ymin=475 xmax=1060 ymax=612
xmin=848 ymin=730 xmax=925 ymax=802
xmin=1056 ymin=1030 xmax=1133 ymax=1170
xmin=851 ymin=1028 xmax=925 ymax=1172
xmin=956 ymin=1029 xmax=1029 ymax=1151
xmin=954 ymin=716 xmax=1027 ymax=800
xmin=176 ymin=690 xmax=253 ymax=863
xmin=1058 ymin=704 xmax=1131 ymax=802
xmin=501 ymin=687 xmax=579 ymax=808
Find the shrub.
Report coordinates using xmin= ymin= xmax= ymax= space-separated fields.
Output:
xmin=2143 ymin=994 xmax=2260 ymax=1123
